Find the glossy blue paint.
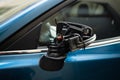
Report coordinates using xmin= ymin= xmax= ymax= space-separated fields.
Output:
xmin=67 ymin=43 xmax=120 ymax=62
xmin=0 ymin=42 xmax=120 ymax=80
xmin=0 ymin=0 xmax=63 ymax=43
xmin=0 ymin=53 xmax=44 ymax=69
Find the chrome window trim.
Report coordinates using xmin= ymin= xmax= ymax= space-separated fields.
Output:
xmin=88 ymin=36 xmax=120 ymax=49
xmin=0 ymin=48 xmax=48 ymax=54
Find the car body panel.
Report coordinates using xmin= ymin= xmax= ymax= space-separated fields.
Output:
xmin=0 ymin=41 xmax=120 ymax=80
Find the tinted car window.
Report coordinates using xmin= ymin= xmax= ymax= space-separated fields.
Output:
xmin=39 ymin=1 xmax=120 ymax=45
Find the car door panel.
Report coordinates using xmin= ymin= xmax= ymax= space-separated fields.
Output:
xmin=0 ymin=41 xmax=120 ymax=80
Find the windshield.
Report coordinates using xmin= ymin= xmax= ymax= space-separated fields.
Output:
xmin=0 ymin=0 xmax=39 ymax=23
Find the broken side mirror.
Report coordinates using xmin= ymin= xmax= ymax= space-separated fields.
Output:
xmin=40 ymin=21 xmax=96 ymax=71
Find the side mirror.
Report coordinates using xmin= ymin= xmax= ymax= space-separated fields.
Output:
xmin=40 ymin=21 xmax=96 ymax=71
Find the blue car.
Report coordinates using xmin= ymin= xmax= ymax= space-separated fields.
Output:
xmin=0 ymin=0 xmax=120 ymax=80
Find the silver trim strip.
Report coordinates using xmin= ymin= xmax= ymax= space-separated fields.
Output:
xmin=88 ymin=36 xmax=120 ymax=48
xmin=0 ymin=48 xmax=48 ymax=54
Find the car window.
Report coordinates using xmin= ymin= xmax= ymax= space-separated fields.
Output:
xmin=0 ymin=0 xmax=39 ymax=23
xmin=39 ymin=1 xmax=120 ymax=45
